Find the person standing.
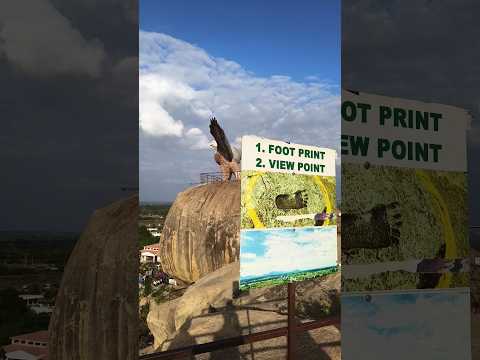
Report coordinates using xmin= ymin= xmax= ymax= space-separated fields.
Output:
xmin=314 ymin=207 xmax=328 ymax=226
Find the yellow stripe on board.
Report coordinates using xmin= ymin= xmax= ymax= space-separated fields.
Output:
xmin=312 ymin=176 xmax=333 ymax=225
xmin=245 ymin=173 xmax=334 ymax=228
xmin=415 ymin=169 xmax=456 ymax=288
xmin=244 ymin=173 xmax=265 ymax=228
xmin=247 ymin=208 xmax=264 ymax=229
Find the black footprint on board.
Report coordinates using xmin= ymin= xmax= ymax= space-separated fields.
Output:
xmin=275 ymin=190 xmax=308 ymax=210
xmin=342 ymin=201 xmax=402 ymax=252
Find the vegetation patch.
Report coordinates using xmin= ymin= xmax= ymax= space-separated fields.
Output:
xmin=240 ymin=266 xmax=338 ymax=291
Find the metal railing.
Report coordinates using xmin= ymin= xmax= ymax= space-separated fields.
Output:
xmin=139 ymin=315 xmax=339 ymax=360
xmin=199 ymin=172 xmax=241 ymax=184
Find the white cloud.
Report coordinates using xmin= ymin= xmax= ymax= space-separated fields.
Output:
xmin=342 ymin=291 xmax=470 ymax=359
xmin=242 ymin=253 xmax=257 ymax=260
xmin=185 ymin=127 xmax=210 ymax=149
xmin=139 ymin=30 xmax=340 ymax=200
xmin=140 ymin=97 xmax=184 ymax=137
xmin=240 ymin=228 xmax=338 ymax=278
xmin=0 ymin=0 xmax=106 ymax=77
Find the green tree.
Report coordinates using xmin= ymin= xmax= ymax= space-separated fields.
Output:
xmin=144 ymin=277 xmax=152 ymax=296
xmin=0 ymin=288 xmax=50 ymax=346
xmin=138 ymin=225 xmax=157 ymax=250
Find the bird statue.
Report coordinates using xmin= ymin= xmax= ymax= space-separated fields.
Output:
xmin=209 ymin=118 xmax=241 ymax=181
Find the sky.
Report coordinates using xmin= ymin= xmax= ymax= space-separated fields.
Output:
xmin=139 ymin=0 xmax=341 ymax=202
xmin=240 ymin=226 xmax=338 ymax=280
xmin=139 ymin=0 xmax=340 ymax=85
xmin=0 ymin=0 xmax=138 ymax=232
xmin=2 ymin=0 xmax=476 ymax=237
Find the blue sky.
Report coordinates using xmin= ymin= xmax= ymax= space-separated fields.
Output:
xmin=240 ymin=226 xmax=338 ymax=280
xmin=139 ymin=1 xmax=341 ymax=202
xmin=140 ymin=0 xmax=340 ymax=86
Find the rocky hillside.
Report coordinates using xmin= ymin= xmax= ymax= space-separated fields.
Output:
xmin=159 ymin=182 xmax=240 ymax=283
xmin=49 ymin=195 xmax=139 ymax=360
xmin=147 ymin=262 xmax=340 ymax=358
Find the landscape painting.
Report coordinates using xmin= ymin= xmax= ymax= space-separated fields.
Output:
xmin=240 ymin=226 xmax=338 ymax=290
xmin=341 ymin=289 xmax=471 ymax=360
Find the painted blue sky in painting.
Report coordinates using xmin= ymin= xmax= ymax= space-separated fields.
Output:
xmin=342 ymin=290 xmax=471 ymax=360
xmin=240 ymin=226 xmax=337 ymax=279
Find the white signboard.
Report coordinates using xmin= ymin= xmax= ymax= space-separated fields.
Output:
xmin=242 ymin=136 xmax=336 ymax=176
xmin=239 ymin=136 xmax=338 ymax=291
xmin=342 ymin=90 xmax=471 ymax=171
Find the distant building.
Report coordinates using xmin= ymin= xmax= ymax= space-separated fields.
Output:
xmin=2 ymin=330 xmax=48 ymax=360
xmin=146 ymin=227 xmax=161 ymax=237
xmin=18 ymin=295 xmax=44 ymax=306
xmin=17 ymin=295 xmax=52 ymax=315
xmin=29 ymin=304 xmax=53 ymax=315
xmin=140 ymin=244 xmax=160 ymax=263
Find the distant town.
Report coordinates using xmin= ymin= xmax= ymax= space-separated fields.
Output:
xmin=0 ymin=231 xmax=77 ymax=360
xmin=138 ymin=202 xmax=190 ymax=352
xmin=3 ymin=206 xmax=478 ymax=359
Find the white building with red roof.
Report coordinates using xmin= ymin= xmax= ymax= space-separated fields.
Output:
xmin=2 ymin=330 xmax=48 ymax=360
xmin=140 ymin=243 xmax=160 ymax=263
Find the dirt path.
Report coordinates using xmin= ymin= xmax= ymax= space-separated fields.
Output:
xmin=472 ymin=313 xmax=480 ymax=359
xmin=194 ymin=325 xmax=340 ymax=360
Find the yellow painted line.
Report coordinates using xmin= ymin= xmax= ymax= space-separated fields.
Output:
xmin=244 ymin=173 xmax=334 ymax=229
xmin=312 ymin=176 xmax=333 ymax=225
xmin=415 ymin=169 xmax=456 ymax=288
xmin=247 ymin=208 xmax=264 ymax=229
xmin=244 ymin=172 xmax=265 ymax=228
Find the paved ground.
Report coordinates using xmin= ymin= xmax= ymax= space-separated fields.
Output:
xmin=472 ymin=313 xmax=480 ymax=359
xmin=155 ymin=307 xmax=340 ymax=360
xmin=195 ymin=325 xmax=340 ymax=360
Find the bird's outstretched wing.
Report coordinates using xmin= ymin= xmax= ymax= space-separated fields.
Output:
xmin=209 ymin=118 xmax=233 ymax=162
xmin=232 ymin=146 xmax=242 ymax=163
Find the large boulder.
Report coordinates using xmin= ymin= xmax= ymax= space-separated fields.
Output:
xmin=147 ymin=297 xmax=181 ymax=351
xmin=48 ymin=195 xmax=139 ymax=360
xmin=174 ymin=262 xmax=240 ymax=331
xmin=160 ymin=181 xmax=240 ymax=283
xmin=147 ymin=262 xmax=340 ymax=351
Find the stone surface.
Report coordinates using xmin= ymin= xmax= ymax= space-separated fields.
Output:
xmin=147 ymin=262 xmax=340 ymax=353
xmin=147 ymin=297 xmax=181 ymax=351
xmin=472 ymin=313 xmax=480 ymax=359
xmin=174 ymin=262 xmax=240 ymax=331
xmin=159 ymin=181 xmax=240 ymax=283
xmin=48 ymin=195 xmax=139 ymax=360
xmin=168 ymin=313 xmax=340 ymax=360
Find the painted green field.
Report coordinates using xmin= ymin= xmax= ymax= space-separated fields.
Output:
xmin=240 ymin=266 xmax=339 ymax=291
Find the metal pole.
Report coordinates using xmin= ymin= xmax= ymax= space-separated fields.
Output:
xmin=287 ymin=282 xmax=296 ymax=360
